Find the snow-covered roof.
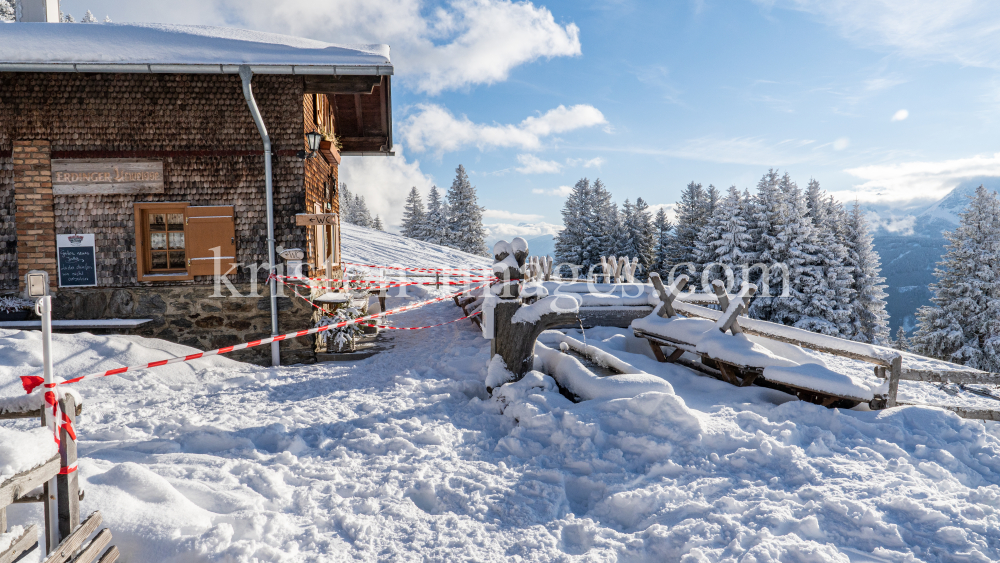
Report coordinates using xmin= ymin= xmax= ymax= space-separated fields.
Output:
xmin=0 ymin=23 xmax=392 ymax=75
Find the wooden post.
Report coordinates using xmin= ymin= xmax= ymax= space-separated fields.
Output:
xmin=378 ymin=288 xmax=387 ymax=313
xmin=490 ymin=299 xmax=579 ymax=388
xmin=887 ymin=355 xmax=902 ymax=408
xmin=57 ymin=394 xmax=80 ymax=540
xmin=649 ymin=273 xmax=688 ymax=318
xmin=435 ymin=272 xmax=440 ymax=289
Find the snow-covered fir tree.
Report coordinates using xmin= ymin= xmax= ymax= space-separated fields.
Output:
xmin=400 ymin=187 xmax=426 ymax=239
xmin=338 ymin=184 xmax=373 ymax=228
xmin=894 ymin=326 xmax=910 ymax=352
xmin=62 ymin=13 xmax=76 ymax=22
xmin=422 ymin=186 xmax=448 ymax=246
xmin=671 ymin=181 xmax=707 ymax=268
xmin=912 ymin=186 xmax=1000 ymax=370
xmin=746 ymin=170 xmax=786 ymax=320
xmin=845 ymin=201 xmax=890 ymax=344
xmin=0 ymin=0 xmax=14 ymax=22
xmin=651 ymin=207 xmax=673 ymax=276
xmin=82 ymin=10 xmax=97 ymax=22
xmin=104 ymin=15 xmax=112 ymax=22
xmin=800 ymin=179 xmax=854 ymax=337
xmin=554 ymin=178 xmax=592 ymax=275
xmin=372 ymin=216 xmax=384 ymax=231
xmin=695 ymin=185 xmax=750 ymax=289
xmin=445 ymin=165 xmax=487 ymax=256
xmin=590 ymin=179 xmax=620 ymax=269
xmin=767 ymin=174 xmax=818 ymax=328
xmin=616 ymin=198 xmax=655 ymax=277
xmin=632 ymin=197 xmax=656 ymax=279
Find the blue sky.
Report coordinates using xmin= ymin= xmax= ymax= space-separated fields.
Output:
xmin=61 ymin=0 xmax=1000 ymax=237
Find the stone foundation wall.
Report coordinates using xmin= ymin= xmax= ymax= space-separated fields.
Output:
xmin=50 ymin=284 xmax=317 ymax=365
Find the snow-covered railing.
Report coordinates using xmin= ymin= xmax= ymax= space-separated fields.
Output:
xmin=634 ymin=272 xmax=1000 ymax=416
xmin=0 ymin=391 xmax=119 ymax=562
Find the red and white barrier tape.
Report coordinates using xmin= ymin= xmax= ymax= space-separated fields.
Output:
xmin=359 ymin=310 xmax=481 ymax=331
xmin=276 ymin=274 xmax=493 ymax=285
xmin=342 ymin=261 xmax=491 ymax=273
xmin=20 ymin=284 xmax=486 ymax=395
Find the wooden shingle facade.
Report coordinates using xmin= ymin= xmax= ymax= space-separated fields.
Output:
xmin=0 ymin=25 xmax=394 ymax=365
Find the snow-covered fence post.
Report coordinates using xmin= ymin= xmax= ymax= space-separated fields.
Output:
xmin=487 ymin=239 xmax=580 ymax=393
xmin=57 ymin=393 xmax=80 ymax=540
xmin=650 ymin=272 xmax=688 ymax=318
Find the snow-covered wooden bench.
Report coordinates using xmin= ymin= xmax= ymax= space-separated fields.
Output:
xmin=0 ymin=393 xmax=119 ymax=563
xmin=632 ymin=273 xmax=1000 ymax=415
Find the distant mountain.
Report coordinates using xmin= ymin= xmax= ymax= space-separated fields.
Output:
xmin=525 ymin=234 xmax=555 ymax=258
xmin=871 ymin=178 xmax=1000 ymax=334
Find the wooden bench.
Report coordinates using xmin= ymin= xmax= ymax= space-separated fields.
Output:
xmin=0 ymin=320 xmax=152 ymax=331
xmin=0 ymin=394 xmax=118 ymax=563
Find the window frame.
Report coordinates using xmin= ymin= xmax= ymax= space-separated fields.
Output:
xmin=134 ymin=202 xmax=193 ymax=282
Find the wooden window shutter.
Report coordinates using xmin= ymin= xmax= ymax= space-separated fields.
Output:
xmin=185 ymin=206 xmax=236 ymax=276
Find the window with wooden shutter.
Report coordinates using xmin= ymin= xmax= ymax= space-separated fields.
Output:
xmin=186 ymin=206 xmax=236 ymax=276
xmin=134 ymin=203 xmax=236 ymax=282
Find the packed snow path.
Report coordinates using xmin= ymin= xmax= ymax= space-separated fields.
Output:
xmin=2 ymin=294 xmax=1000 ymax=561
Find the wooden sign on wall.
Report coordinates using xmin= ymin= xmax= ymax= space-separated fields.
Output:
xmin=295 ymin=213 xmax=339 ymax=226
xmin=52 ymin=159 xmax=164 ymax=195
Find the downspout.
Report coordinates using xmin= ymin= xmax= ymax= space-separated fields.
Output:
xmin=239 ymin=65 xmax=281 ymax=367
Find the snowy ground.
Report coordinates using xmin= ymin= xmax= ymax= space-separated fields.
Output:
xmin=1 ymin=230 xmax=1000 ymax=562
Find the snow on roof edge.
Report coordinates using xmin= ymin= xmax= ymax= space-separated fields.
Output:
xmin=0 ymin=22 xmax=392 ymax=75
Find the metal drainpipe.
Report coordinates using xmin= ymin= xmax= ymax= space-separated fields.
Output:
xmin=239 ymin=65 xmax=281 ymax=367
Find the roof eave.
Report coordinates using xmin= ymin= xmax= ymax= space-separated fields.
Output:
xmin=0 ymin=63 xmax=394 ymax=75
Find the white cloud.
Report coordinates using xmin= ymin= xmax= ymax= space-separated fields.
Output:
xmin=483 ymin=209 xmax=545 ymax=222
xmin=484 ymin=222 xmax=563 ymax=243
xmin=833 ymin=152 xmax=1000 ymax=204
xmin=638 ymin=136 xmax=818 ymax=166
xmin=762 ymin=1 xmax=1000 ymax=69
xmin=647 ymin=203 xmax=678 ymax=223
xmin=864 ymin=211 xmax=916 ymax=235
xmin=516 ymin=154 xmax=563 ymax=174
xmin=401 ymin=104 xmax=607 ymax=155
xmin=566 ymin=156 xmax=605 ymax=168
xmin=339 ymin=146 xmax=434 ymax=230
xmin=833 ymin=137 xmax=850 ymax=151
xmin=96 ymin=0 xmax=581 ymax=94
xmin=531 ymin=186 xmax=574 ymax=197
xmin=892 ymin=109 xmax=909 ymax=121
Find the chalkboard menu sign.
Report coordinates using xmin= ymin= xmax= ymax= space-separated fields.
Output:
xmin=57 ymin=234 xmax=98 ymax=287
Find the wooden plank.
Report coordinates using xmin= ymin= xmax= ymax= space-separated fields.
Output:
xmin=96 ymin=546 xmax=119 ymax=563
xmin=647 ymin=339 xmax=667 ymax=362
xmin=303 ymin=75 xmax=381 ymax=95
xmin=0 ymin=456 xmax=60 ymax=508
xmin=898 ymin=369 xmax=1000 ymax=384
xmin=10 ymin=487 xmax=43 ymax=504
xmin=717 ymin=362 xmax=741 ymax=386
xmin=42 ymin=511 xmax=101 ymax=563
xmin=52 ymin=159 xmax=163 ymax=195
xmin=887 ymin=355 xmax=902 ymax=408
xmin=295 ymin=213 xmax=339 ymax=226
xmin=67 ymin=529 xmax=110 ymax=563
xmin=0 ymin=524 xmax=37 ymax=563
xmin=895 ymin=403 xmax=1000 ymax=421
xmin=739 ymin=370 xmax=760 ymax=387
xmin=649 ymin=273 xmax=687 ymax=318
xmin=665 ymin=348 xmax=685 ymax=363
xmin=716 ymin=284 xmax=755 ymax=334
xmin=674 ymin=301 xmax=896 ymax=367
xmin=58 ymin=395 xmax=80 ymax=540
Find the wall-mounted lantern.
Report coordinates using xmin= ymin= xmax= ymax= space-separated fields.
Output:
xmin=297 ymin=131 xmax=324 ymax=159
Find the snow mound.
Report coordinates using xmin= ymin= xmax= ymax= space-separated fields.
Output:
xmin=341 ymin=224 xmax=490 ymax=272
xmin=764 ymin=364 xmax=875 ymax=401
xmin=0 ymin=329 xmax=245 ymax=401
xmin=0 ymin=426 xmax=56 ymax=483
